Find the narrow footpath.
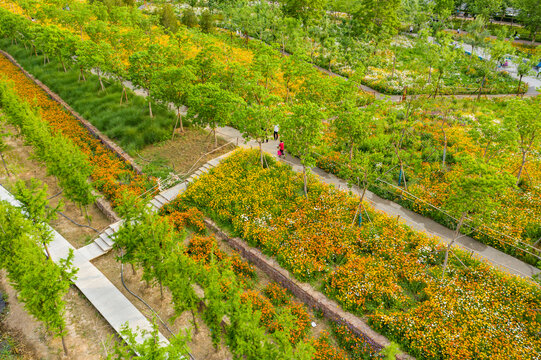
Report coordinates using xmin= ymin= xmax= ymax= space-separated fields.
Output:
xmin=0 ymin=185 xmax=170 ymax=350
xmin=215 ymin=126 xmax=541 ymax=280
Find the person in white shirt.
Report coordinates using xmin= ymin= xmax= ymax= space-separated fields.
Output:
xmin=273 ymin=124 xmax=280 ymax=140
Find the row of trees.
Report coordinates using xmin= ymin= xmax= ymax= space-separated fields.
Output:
xmin=0 ymin=180 xmax=77 ymax=355
xmin=112 ymin=193 xmax=317 ymax=358
xmin=2 ymin=1 xmax=538 ymax=253
xmin=0 ymin=80 xmax=95 ymax=212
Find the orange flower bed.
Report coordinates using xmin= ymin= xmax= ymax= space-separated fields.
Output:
xmin=186 ymin=235 xmax=257 ymax=284
xmin=0 ymin=54 xmax=154 ymax=205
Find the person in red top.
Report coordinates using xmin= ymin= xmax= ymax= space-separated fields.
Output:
xmin=278 ymin=140 xmax=285 ymax=158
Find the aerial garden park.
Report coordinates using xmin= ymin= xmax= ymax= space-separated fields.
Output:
xmin=0 ymin=0 xmax=540 ymax=359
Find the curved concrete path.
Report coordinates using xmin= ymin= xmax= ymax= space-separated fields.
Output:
xmin=215 ymin=126 xmax=541 ymax=280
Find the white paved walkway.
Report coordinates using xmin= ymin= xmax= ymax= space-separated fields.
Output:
xmin=215 ymin=126 xmax=541 ymax=280
xmin=0 ymin=184 xmax=169 ymax=350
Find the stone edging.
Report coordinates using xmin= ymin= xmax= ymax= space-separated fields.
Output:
xmin=0 ymin=50 xmax=143 ymax=175
xmin=204 ymin=218 xmax=415 ymax=360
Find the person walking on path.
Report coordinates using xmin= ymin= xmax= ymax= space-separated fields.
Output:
xmin=273 ymin=124 xmax=280 ymax=140
xmin=278 ymin=140 xmax=285 ymax=158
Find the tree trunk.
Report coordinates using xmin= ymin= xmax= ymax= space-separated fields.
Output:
xmin=131 ymin=263 xmax=136 ymax=275
xmin=434 ymin=72 xmax=443 ymax=97
xmin=441 ymin=213 xmax=466 ymax=280
xmin=0 ymin=153 xmax=10 ymax=177
xmin=148 ymin=89 xmax=153 ymax=118
xmin=172 ymin=117 xmax=179 ymax=140
xmin=61 ymin=335 xmax=68 ymax=355
xmin=392 ymin=56 xmax=396 ymax=78
xmin=178 ymin=107 xmax=184 ymax=132
xmin=517 ymin=74 xmax=523 ymax=95
xmin=44 ymin=243 xmax=52 ymax=261
xmin=477 ymin=75 xmax=485 ymax=101
xmin=442 ymin=126 xmax=447 ymax=168
xmin=214 ymin=128 xmax=218 ymax=148
xmin=302 ymin=165 xmax=308 ymax=198
xmin=191 ymin=309 xmax=199 ymax=334
xmin=483 ymin=140 xmax=491 ymax=160
xmin=98 ymin=71 xmax=105 ymax=92
xmin=516 ymin=149 xmax=527 ymax=186
xmin=160 ymin=281 xmax=163 ymax=300
xmin=259 ymin=141 xmax=264 ymax=168
xmin=349 ymin=142 xmax=354 ymax=160
xmin=60 ymin=57 xmax=66 ymax=72
xmin=352 ymin=173 xmax=368 ymax=225
xmin=120 ymin=87 xmax=125 ymax=105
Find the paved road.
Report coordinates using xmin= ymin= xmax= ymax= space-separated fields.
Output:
xmin=215 ymin=126 xmax=541 ymax=280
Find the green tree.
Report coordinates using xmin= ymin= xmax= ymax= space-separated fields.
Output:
xmin=76 ymin=40 xmax=114 ymax=91
xmin=280 ymin=102 xmax=324 ymax=197
xmin=469 ymin=114 xmax=513 ymax=162
xmin=333 ymin=101 xmax=377 ymax=161
xmin=129 ymin=44 xmax=166 ymax=118
xmin=505 ymin=97 xmax=541 ymax=186
xmin=107 ymin=321 xmax=190 ymax=359
xmin=0 ymin=201 xmax=77 ymax=355
xmin=352 ymin=0 xmax=401 ymax=40
xmin=251 ymin=47 xmax=280 ymax=90
xmin=160 ymin=4 xmax=178 ymax=34
xmin=0 ymin=131 xmax=10 ymax=177
xmin=238 ymin=96 xmax=283 ymax=167
xmin=515 ymin=56 xmax=534 ymax=95
xmin=443 ymin=158 xmax=515 ymax=279
xmin=199 ymin=10 xmax=215 ymax=33
xmin=181 ymin=7 xmax=198 ymax=28
xmin=154 ymin=65 xmax=196 ymax=137
xmin=282 ymin=0 xmax=327 ymax=22
xmin=13 ymin=179 xmax=63 ymax=260
xmin=465 ymin=17 xmax=490 ymax=71
xmin=514 ymin=0 xmax=541 ymax=43
xmin=186 ymin=83 xmax=245 ymax=147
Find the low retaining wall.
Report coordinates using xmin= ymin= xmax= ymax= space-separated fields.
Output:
xmin=0 ymin=50 xmax=143 ymax=175
xmin=204 ymin=219 xmax=414 ymax=360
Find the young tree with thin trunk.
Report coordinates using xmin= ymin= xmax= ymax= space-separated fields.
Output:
xmin=0 ymin=132 xmax=10 ymax=177
xmin=13 ymin=179 xmax=63 ymax=260
xmin=515 ymin=57 xmax=533 ymax=96
xmin=238 ymin=95 xmax=283 ymax=167
xmin=153 ymin=66 xmax=197 ymax=138
xmin=505 ymin=97 xmax=541 ymax=186
xmin=280 ymin=101 xmax=324 ymax=197
xmin=129 ymin=44 xmax=166 ymax=118
xmin=0 ymin=201 xmax=77 ymax=356
xmin=333 ymin=100 xmax=377 ymax=161
xmin=107 ymin=320 xmax=190 ymax=359
xmin=442 ymin=158 xmax=515 ymax=279
xmin=186 ymin=83 xmax=245 ymax=148
xmin=469 ymin=114 xmax=513 ymax=163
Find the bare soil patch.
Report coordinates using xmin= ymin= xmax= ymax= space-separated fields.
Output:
xmin=136 ymin=128 xmax=236 ymax=176
xmin=0 ymin=270 xmax=119 ymax=360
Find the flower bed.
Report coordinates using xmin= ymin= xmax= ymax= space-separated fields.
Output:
xmin=0 ymin=54 xmax=154 ymax=205
xmin=174 ymin=149 xmax=541 ymax=360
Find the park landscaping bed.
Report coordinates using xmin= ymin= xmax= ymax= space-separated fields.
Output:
xmin=174 ymin=149 xmax=541 ymax=360
xmin=313 ymin=96 xmax=541 ymax=268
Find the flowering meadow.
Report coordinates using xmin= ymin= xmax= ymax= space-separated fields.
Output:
xmin=175 ymin=149 xmax=541 ymax=359
xmin=316 ymin=96 xmax=541 ymax=267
